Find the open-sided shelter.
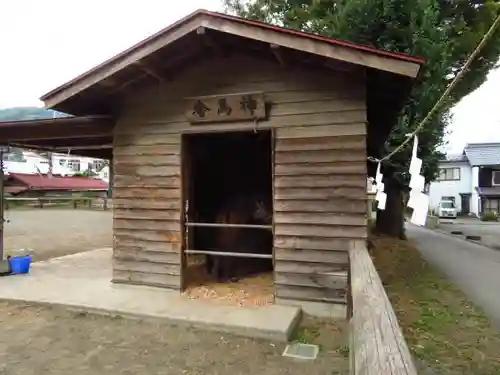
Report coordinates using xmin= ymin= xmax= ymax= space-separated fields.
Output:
xmin=31 ymin=10 xmax=423 ymax=316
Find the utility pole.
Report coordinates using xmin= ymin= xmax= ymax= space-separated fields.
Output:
xmin=47 ymin=110 xmax=57 ymax=178
xmin=0 ymin=146 xmax=7 ymax=259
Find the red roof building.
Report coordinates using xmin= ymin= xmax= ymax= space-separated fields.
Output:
xmin=5 ymin=173 xmax=108 ymax=195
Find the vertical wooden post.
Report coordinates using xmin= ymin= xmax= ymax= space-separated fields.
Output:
xmin=108 ymin=160 xmax=113 ymax=196
xmin=270 ymin=129 xmax=276 ymax=304
xmin=0 ymin=148 xmax=5 ymax=260
xmin=180 ymin=135 xmax=188 ymax=291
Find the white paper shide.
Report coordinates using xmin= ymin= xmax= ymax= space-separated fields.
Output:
xmin=407 ymin=136 xmax=430 ymax=226
xmin=374 ymin=163 xmax=387 ymax=210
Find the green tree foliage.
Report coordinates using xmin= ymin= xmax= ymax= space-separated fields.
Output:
xmin=225 ymin=0 xmax=500 ymax=237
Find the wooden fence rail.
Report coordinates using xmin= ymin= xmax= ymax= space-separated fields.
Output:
xmin=349 ymin=240 xmax=417 ymax=375
xmin=5 ymin=197 xmax=110 ymax=210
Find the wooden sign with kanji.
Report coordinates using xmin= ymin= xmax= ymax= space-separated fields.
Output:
xmin=184 ymin=92 xmax=266 ymax=124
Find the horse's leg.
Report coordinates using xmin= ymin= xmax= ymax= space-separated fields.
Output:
xmin=205 ymin=254 xmax=213 ymax=275
xmin=211 ymin=256 xmax=221 ymax=280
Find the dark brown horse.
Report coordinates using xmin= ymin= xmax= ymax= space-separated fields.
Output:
xmin=206 ymin=193 xmax=272 ymax=281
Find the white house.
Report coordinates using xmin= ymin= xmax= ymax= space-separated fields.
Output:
xmin=97 ymin=165 xmax=110 ymax=184
xmin=428 ymin=153 xmax=472 ymax=214
xmin=51 ymin=153 xmax=108 ymax=176
xmin=429 ymin=142 xmax=500 ymax=216
xmin=3 ymin=149 xmax=109 ymax=180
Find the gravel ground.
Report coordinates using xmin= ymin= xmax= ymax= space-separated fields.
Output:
xmin=0 ymin=302 xmax=348 ymax=375
xmin=3 ymin=209 xmax=112 ymax=261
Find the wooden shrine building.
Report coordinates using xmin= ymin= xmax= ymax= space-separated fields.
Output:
xmin=3 ymin=10 xmax=424 ymax=316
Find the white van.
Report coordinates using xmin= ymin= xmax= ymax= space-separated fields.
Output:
xmin=438 ymin=200 xmax=457 ymax=219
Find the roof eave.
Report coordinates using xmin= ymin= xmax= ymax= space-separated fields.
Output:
xmin=40 ymin=10 xmax=423 ymax=113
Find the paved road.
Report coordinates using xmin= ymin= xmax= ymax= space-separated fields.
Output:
xmin=407 ymin=223 xmax=500 ymax=327
xmin=438 ymin=218 xmax=500 ymax=250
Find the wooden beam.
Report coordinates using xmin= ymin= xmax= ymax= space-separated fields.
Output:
xmin=133 ymin=60 xmax=167 ymax=82
xmin=349 ymin=240 xmax=417 ymax=375
xmin=99 ymin=77 xmax=118 ymax=87
xmin=8 ymin=137 xmax=112 ymax=149
xmin=105 ymin=73 xmax=149 ymax=95
xmin=41 ymin=15 xmax=202 ymax=108
xmin=322 ymin=58 xmax=361 ymax=73
xmin=0 ymin=130 xmax=112 ymax=142
xmin=6 ymin=142 xmax=112 ymax=159
xmin=270 ymin=43 xmax=285 ymax=66
xmin=196 ymin=26 xmax=222 ymax=55
xmin=197 ymin=26 xmax=211 ymax=45
xmin=201 ymin=17 xmax=421 ymax=77
xmin=54 ymin=144 xmax=113 ymax=151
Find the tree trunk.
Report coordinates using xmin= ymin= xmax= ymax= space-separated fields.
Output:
xmin=376 ymin=178 xmax=406 ymax=240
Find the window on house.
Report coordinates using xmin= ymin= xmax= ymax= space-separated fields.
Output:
xmin=437 ymin=168 xmax=460 ymax=181
xmin=92 ymin=160 xmax=105 ymax=170
xmin=3 ymin=152 xmax=26 ymax=162
xmin=492 ymin=171 xmax=500 ymax=186
xmin=67 ymin=159 xmax=80 ymax=172
xmin=59 ymin=158 xmax=81 ymax=172
xmin=484 ymin=198 xmax=499 ymax=214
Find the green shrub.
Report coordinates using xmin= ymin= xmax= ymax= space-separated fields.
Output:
xmin=480 ymin=211 xmax=498 ymax=222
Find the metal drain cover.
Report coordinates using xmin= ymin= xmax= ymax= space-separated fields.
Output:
xmin=282 ymin=343 xmax=319 ymax=360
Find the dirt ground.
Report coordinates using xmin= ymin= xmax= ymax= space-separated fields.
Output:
xmin=1 ymin=210 xmax=348 ymax=374
xmin=0 ymin=301 xmax=349 ymax=375
xmin=3 ymin=209 xmax=112 ymax=261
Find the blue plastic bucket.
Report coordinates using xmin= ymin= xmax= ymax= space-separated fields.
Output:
xmin=8 ymin=255 xmax=32 ymax=274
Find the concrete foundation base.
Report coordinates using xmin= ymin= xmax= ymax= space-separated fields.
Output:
xmin=0 ymin=249 xmax=301 ymax=342
xmin=275 ymin=298 xmax=347 ymax=318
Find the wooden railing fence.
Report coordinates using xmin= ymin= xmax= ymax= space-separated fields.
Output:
xmin=349 ymin=240 xmax=417 ymax=375
xmin=5 ymin=197 xmax=110 ymax=210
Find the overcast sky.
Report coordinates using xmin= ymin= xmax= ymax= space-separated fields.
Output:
xmin=1 ymin=0 xmax=498 ymax=154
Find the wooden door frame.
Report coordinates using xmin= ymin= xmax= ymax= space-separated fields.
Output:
xmin=180 ymin=129 xmax=275 ymax=291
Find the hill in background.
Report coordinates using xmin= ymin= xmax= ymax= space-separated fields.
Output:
xmin=0 ymin=107 xmax=69 ymax=122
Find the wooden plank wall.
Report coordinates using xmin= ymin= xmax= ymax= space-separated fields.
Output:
xmin=112 ymin=134 xmax=182 ymax=289
xmin=273 ymin=124 xmax=368 ymax=312
xmin=349 ymin=240 xmax=417 ymax=375
xmin=112 ymin=55 xmax=367 ymax=297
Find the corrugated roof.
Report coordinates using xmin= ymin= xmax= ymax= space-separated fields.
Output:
xmin=477 ymin=187 xmax=500 ymax=197
xmin=464 ymin=143 xmax=500 ymax=166
xmin=8 ymin=173 xmax=108 ymax=191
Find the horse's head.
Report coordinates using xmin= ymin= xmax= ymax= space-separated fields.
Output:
xmin=254 ymin=199 xmax=272 ymax=224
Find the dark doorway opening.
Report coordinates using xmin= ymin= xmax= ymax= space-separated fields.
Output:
xmin=182 ymin=130 xmax=274 ymax=289
xmin=460 ymin=194 xmax=471 ymax=215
